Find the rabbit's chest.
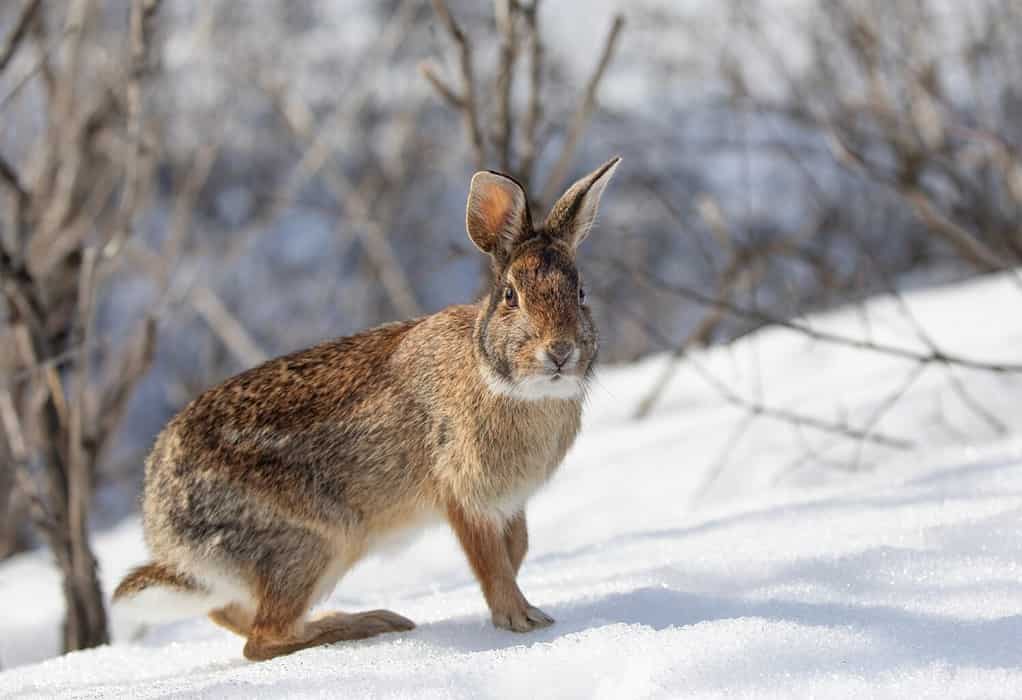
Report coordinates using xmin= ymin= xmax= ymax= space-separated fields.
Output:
xmin=444 ymin=402 xmax=581 ymax=513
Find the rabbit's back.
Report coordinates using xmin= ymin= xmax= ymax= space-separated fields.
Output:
xmin=142 ymin=318 xmax=441 ymax=560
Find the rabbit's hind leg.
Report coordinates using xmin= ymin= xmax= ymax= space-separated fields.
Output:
xmin=241 ymin=531 xmax=414 ymax=661
xmin=244 ymin=592 xmax=415 ymax=661
xmin=244 ymin=604 xmax=414 ymax=662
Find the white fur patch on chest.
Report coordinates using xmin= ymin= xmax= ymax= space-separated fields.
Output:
xmin=481 ymin=366 xmax=585 ymax=401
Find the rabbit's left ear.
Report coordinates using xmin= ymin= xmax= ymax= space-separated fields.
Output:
xmin=544 ymin=156 xmax=621 ymax=249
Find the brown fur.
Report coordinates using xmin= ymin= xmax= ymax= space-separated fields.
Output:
xmin=115 ymin=158 xmax=620 ymax=660
xmin=209 ymin=604 xmax=254 ymax=637
xmin=113 ymin=562 xmax=198 ymax=600
xmin=505 ymin=511 xmax=528 ymax=575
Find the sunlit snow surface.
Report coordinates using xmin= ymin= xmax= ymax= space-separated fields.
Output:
xmin=3 ymin=273 xmax=1022 ymax=699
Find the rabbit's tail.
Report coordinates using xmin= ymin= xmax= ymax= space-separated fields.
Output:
xmin=112 ymin=561 xmax=218 ymax=623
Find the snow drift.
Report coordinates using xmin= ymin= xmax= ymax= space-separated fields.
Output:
xmin=2 ymin=272 xmax=1022 ymax=698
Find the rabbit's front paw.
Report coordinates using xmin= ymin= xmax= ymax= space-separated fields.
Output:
xmin=492 ymin=604 xmax=555 ymax=632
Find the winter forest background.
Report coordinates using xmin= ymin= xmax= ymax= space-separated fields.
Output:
xmin=2 ymin=0 xmax=1022 ymax=677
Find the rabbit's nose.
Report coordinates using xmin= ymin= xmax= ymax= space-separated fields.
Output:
xmin=547 ymin=340 xmax=575 ymax=367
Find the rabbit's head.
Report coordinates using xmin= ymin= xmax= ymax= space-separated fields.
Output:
xmin=467 ymin=157 xmax=620 ymax=401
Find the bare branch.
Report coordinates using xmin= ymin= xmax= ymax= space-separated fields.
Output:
xmin=828 ymin=131 xmax=1008 ymax=272
xmin=429 ymin=0 xmax=485 ymax=169
xmin=902 ymin=187 xmax=1006 ymax=273
xmin=595 ymin=284 xmax=914 ymax=449
xmin=104 ymin=0 xmax=161 ymax=259
xmin=190 ymin=287 xmax=268 ymax=368
xmin=0 ymin=0 xmax=42 ymax=73
xmin=687 ymin=351 xmax=913 ymax=449
xmin=601 ymin=258 xmax=1022 ymax=374
xmin=518 ymin=0 xmax=543 ymax=190
xmin=493 ymin=0 xmax=516 ymax=172
xmin=93 ymin=316 xmax=156 ymax=452
xmin=541 ymin=14 xmax=624 ymax=205
xmin=270 ymin=84 xmax=423 ymax=319
xmin=0 ymin=386 xmax=28 ymax=461
xmin=418 ymin=62 xmax=462 ymax=108
xmin=0 ymin=153 xmax=28 ymax=204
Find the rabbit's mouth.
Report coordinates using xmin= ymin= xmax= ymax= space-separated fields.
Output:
xmin=519 ymin=372 xmax=585 ymax=400
xmin=545 ymin=366 xmax=580 ymax=382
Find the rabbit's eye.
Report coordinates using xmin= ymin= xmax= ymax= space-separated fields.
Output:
xmin=579 ymin=286 xmax=587 ymax=305
xmin=504 ymin=286 xmax=518 ymax=308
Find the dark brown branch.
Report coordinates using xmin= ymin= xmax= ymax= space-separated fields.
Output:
xmin=0 ymin=152 xmax=28 ymax=204
xmin=0 ymin=0 xmax=42 ymax=73
xmin=518 ymin=0 xmax=543 ymax=190
xmin=493 ymin=0 xmax=516 ymax=172
xmin=827 ymin=130 xmax=1008 ymax=273
xmin=594 ymin=284 xmax=914 ymax=449
xmin=600 ymin=258 xmax=1022 ymax=374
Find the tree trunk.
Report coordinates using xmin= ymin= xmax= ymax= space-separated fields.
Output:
xmin=0 ymin=451 xmax=12 ymax=557
xmin=39 ymin=395 xmax=109 ymax=652
xmin=61 ymin=526 xmax=109 ymax=650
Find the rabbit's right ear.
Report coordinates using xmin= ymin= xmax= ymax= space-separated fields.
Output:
xmin=466 ymin=171 xmax=531 ymax=257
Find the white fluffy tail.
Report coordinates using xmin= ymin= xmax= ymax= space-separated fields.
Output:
xmin=112 ymin=562 xmax=220 ymax=624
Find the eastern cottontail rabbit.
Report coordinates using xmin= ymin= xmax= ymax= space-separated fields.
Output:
xmin=113 ymin=157 xmax=620 ymax=661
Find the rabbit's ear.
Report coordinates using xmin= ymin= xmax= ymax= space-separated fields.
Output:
xmin=466 ymin=171 xmax=531 ymax=256
xmin=544 ymin=156 xmax=621 ymax=249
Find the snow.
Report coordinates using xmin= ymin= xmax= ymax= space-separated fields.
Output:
xmin=3 ymin=272 xmax=1022 ymax=698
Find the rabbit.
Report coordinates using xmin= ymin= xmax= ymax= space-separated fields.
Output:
xmin=112 ymin=156 xmax=620 ymax=661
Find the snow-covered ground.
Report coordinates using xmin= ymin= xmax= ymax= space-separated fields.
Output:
xmin=2 ymin=272 xmax=1022 ymax=698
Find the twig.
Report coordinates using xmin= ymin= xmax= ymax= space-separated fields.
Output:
xmin=685 ymin=349 xmax=914 ymax=449
xmin=493 ymin=0 xmax=516 ymax=172
xmin=541 ymin=14 xmax=624 ymax=206
xmin=429 ymin=0 xmax=485 ymax=169
xmin=211 ymin=0 xmax=416 ymax=282
xmin=848 ymin=233 xmax=1010 ymax=437
xmin=827 ymin=121 xmax=1010 ymax=274
xmin=902 ymin=187 xmax=1006 ymax=273
xmin=0 ymin=153 xmax=28 ymax=204
xmin=0 ymin=0 xmax=41 ymax=73
xmin=14 ymin=465 xmax=55 ymax=534
xmin=419 ymin=63 xmax=461 ymax=107
xmin=600 ymin=258 xmax=1022 ymax=374
xmin=104 ymin=0 xmax=161 ymax=259
xmin=689 ymin=412 xmax=758 ymax=505
xmin=0 ymin=386 xmax=28 ymax=460
xmin=269 ymin=85 xmax=423 ymax=319
xmin=594 ymin=284 xmax=914 ymax=449
xmin=851 ymin=362 xmax=928 ymax=470
xmin=518 ymin=0 xmax=543 ymax=190
xmin=93 ymin=316 xmax=156 ymax=453
xmin=190 ymin=287 xmax=268 ymax=368
xmin=633 ymin=265 xmax=745 ymax=419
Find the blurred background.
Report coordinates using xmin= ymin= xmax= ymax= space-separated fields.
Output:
xmin=1 ymin=0 xmax=1021 ymax=654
